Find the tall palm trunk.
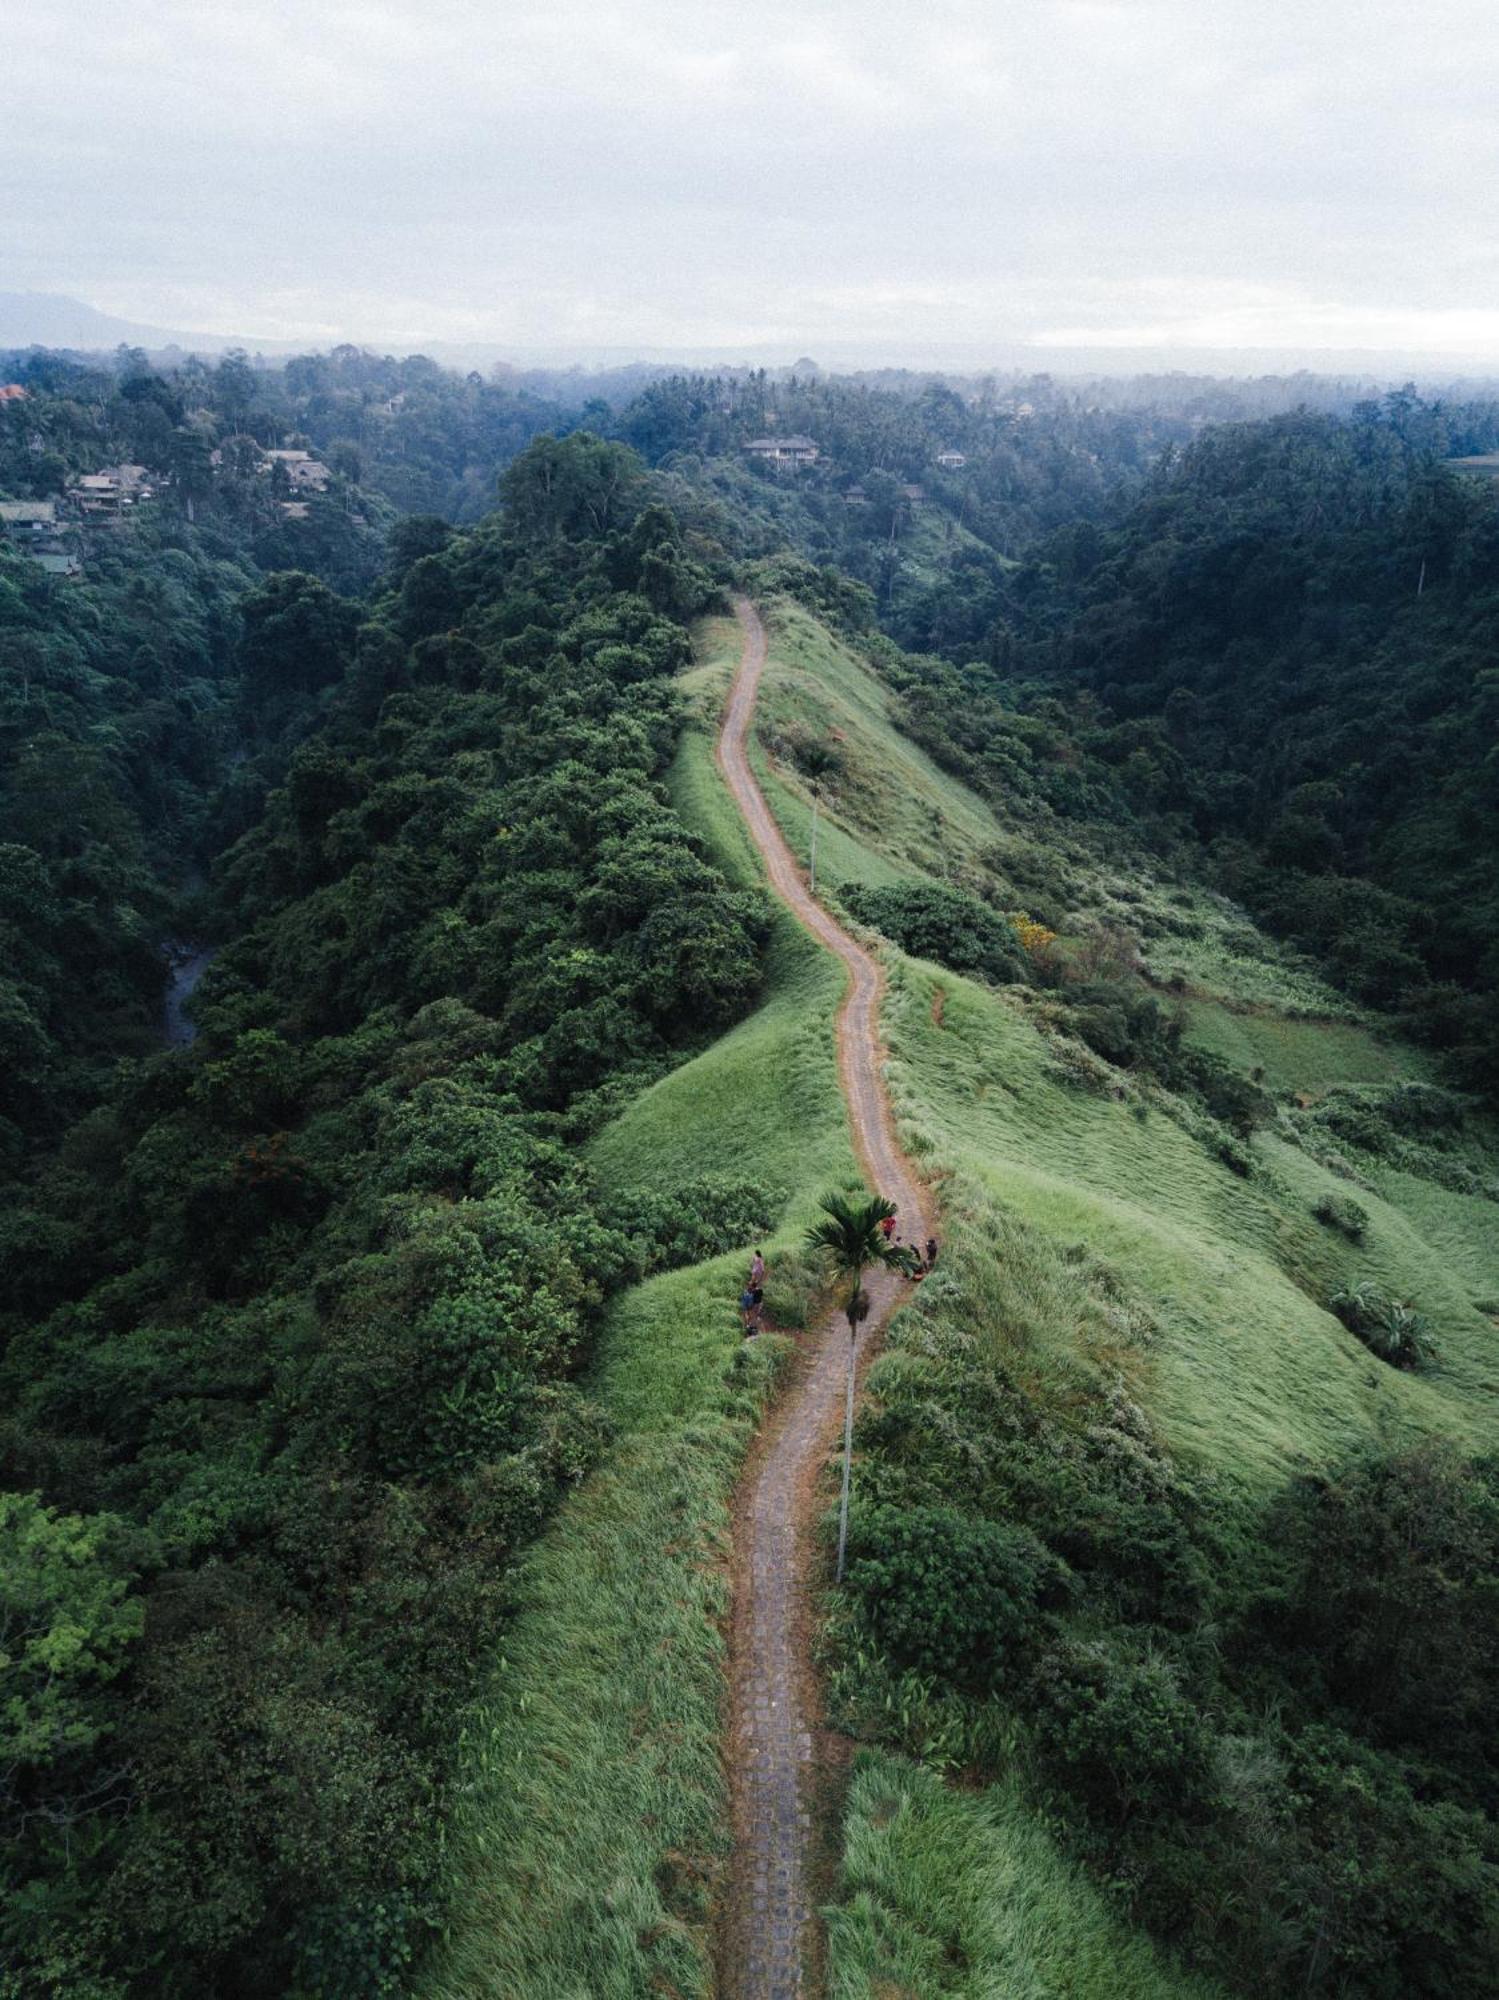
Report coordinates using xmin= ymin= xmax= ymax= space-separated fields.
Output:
xmin=836 ymin=1316 xmax=857 ymax=1583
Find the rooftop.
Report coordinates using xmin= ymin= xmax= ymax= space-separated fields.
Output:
xmin=0 ymin=498 xmax=57 ymax=524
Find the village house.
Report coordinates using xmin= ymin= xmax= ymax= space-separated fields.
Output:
xmin=0 ymin=498 xmax=81 ymax=574
xmin=744 ymin=434 xmax=819 ymax=466
xmin=70 ymin=464 xmax=154 ymax=517
xmin=936 ymin=450 xmax=967 ymax=469
xmin=0 ymin=384 xmax=27 ymax=403
xmin=262 ymin=448 xmax=331 ymax=493
xmin=0 ymin=497 xmax=60 ymax=538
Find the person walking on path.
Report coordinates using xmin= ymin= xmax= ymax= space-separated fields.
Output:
xmin=925 ymin=1235 xmax=938 ymax=1269
xmin=740 ymin=1285 xmax=761 ymax=1336
xmin=880 ymin=1209 xmax=898 ymax=1245
xmin=749 ymin=1249 xmax=766 ymax=1291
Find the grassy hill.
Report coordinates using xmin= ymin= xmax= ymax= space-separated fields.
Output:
xmin=735 ymin=597 xmax=1499 ymax=1997
xmin=423 ymin=598 xmax=1499 ymax=1999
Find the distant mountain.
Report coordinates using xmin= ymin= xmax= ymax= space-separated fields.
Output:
xmin=0 ymin=291 xmax=297 ymax=358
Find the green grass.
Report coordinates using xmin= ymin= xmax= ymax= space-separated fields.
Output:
xmin=736 ymin=597 xmax=1499 ymax=1990
xmin=749 ymin=598 xmax=1007 ymax=897
xmin=419 ymin=628 xmax=861 ymax=1998
xmin=741 ymin=596 xmax=1498 ymax=1490
xmin=879 ymin=938 xmax=1497 ymax=1491
xmin=1182 ymin=997 xmax=1423 ymax=1094
xmin=830 ymin=1752 xmax=1221 ymax=2000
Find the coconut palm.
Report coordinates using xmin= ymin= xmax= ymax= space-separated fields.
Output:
xmin=804 ymin=1190 xmax=918 ymax=1582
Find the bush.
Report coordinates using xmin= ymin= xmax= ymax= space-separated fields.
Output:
xmin=844 ymin=1505 xmax=1066 ymax=1691
xmin=602 ymin=1174 xmax=782 ymax=1276
xmin=1313 ymin=1192 xmax=1369 ymax=1242
xmin=1330 ymin=1282 xmax=1432 ymax=1369
xmin=1030 ymin=1640 xmax=1211 ymax=1823
xmin=838 ymin=882 xmax=1027 ymax=984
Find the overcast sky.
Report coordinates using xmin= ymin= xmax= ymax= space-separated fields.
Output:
xmin=6 ymin=0 xmax=1499 ymax=363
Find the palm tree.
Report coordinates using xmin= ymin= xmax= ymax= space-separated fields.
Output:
xmin=804 ymin=1191 xmax=918 ymax=1582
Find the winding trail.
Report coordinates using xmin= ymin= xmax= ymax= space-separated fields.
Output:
xmin=718 ymin=599 xmax=928 ymax=1998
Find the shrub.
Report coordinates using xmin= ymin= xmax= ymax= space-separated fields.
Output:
xmin=838 ymin=881 xmax=1027 ymax=984
xmin=843 ymin=1505 xmax=1067 ymax=1692
xmin=602 ymin=1174 xmax=782 ymax=1276
xmin=1313 ymin=1193 xmax=1369 ymax=1242
xmin=1029 ymin=1640 xmax=1211 ymax=1823
xmin=1330 ymin=1282 xmax=1432 ymax=1369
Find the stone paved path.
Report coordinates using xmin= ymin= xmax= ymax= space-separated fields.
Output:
xmin=718 ymin=598 xmax=927 ymax=2000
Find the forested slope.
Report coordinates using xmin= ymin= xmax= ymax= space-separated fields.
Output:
xmin=5 ymin=351 xmax=1499 ymax=1998
xmin=1007 ymin=401 xmax=1499 ymax=1099
xmin=0 ymin=438 xmax=774 ymax=1996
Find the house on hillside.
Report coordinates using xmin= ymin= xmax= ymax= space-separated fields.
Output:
xmin=262 ymin=448 xmax=331 ymax=492
xmin=0 ymin=498 xmax=80 ymax=574
xmin=70 ymin=464 xmax=153 ymax=517
xmin=744 ymin=434 xmax=819 ymax=466
xmin=0 ymin=498 xmax=59 ymax=537
xmin=935 ymin=450 xmax=967 ymax=469
xmin=901 ymin=483 xmax=926 ymax=505
xmin=1447 ymin=453 xmax=1499 ymax=478
xmin=0 ymin=385 xmax=27 ymax=403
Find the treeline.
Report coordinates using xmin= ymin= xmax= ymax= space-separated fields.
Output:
xmin=0 ymin=343 xmax=564 ymax=527
xmin=617 ymin=369 xmax=1187 ymax=659
xmin=0 ymin=439 xmax=768 ymax=1996
xmin=1002 ymin=397 xmax=1499 ymax=1097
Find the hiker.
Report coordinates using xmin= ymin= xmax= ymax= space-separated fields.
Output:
xmin=739 ymin=1285 xmax=760 ymax=1336
xmin=749 ymin=1249 xmax=766 ymax=1291
xmin=925 ymin=1236 xmax=938 ymax=1269
xmin=880 ymin=1209 xmax=898 ymax=1244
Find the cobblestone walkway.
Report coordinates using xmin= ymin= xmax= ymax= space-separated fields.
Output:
xmin=719 ymin=599 xmax=927 ymax=2000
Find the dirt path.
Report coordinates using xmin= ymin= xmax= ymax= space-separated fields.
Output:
xmin=718 ymin=598 xmax=927 ymax=1999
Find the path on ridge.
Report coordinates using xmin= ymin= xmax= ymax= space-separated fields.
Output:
xmin=718 ymin=598 xmax=928 ymax=1999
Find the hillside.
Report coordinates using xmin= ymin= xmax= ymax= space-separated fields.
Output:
xmin=422 ymin=593 xmax=1499 ymax=1998
xmin=3 ymin=393 xmax=1498 ymax=1999
xmin=734 ymin=597 xmax=1499 ymax=1996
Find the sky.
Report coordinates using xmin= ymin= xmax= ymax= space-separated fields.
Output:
xmin=6 ymin=0 xmax=1499 ymax=365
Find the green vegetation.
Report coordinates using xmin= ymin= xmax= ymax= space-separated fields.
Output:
xmin=830 ymin=1754 xmax=1220 ymax=2000
xmin=7 ymin=347 xmax=1499 ymax=1997
xmin=0 ymin=439 xmax=780 ymax=1996
xmin=750 ymin=604 xmax=1499 ymax=1998
xmin=420 ymin=636 xmax=859 ymax=1996
xmin=1011 ymin=399 xmax=1499 ymax=1103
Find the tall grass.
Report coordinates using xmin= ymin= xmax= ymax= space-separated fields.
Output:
xmin=829 ymin=1752 xmax=1222 ymax=2000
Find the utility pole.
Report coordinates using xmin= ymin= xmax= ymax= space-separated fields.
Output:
xmin=809 ymin=788 xmax=819 ymax=896
xmin=1417 ymin=557 xmax=1426 ymax=596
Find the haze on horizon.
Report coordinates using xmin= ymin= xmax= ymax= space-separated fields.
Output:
xmin=7 ymin=0 xmax=1499 ymax=370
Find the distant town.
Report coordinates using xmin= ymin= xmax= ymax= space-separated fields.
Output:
xmin=0 ymin=384 xmax=332 ymax=575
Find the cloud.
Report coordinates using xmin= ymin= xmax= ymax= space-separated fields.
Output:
xmin=6 ymin=0 xmax=1499 ymax=360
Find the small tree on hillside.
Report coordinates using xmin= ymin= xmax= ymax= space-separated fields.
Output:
xmin=804 ymin=1191 xmax=919 ymax=1582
